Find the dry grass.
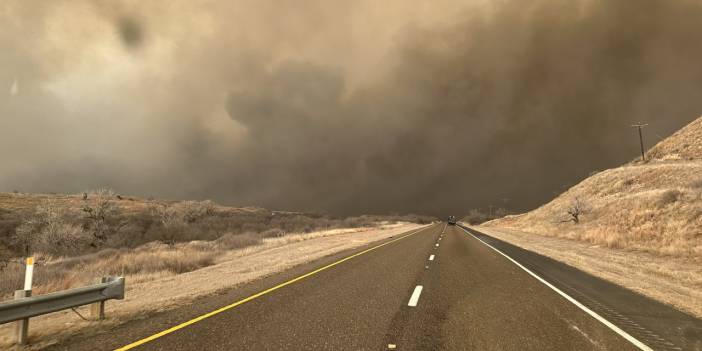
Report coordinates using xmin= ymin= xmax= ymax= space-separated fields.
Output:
xmin=488 ymin=117 xmax=702 ymax=257
xmin=0 ymin=225 xmax=402 ymax=299
xmin=0 ymin=192 xmax=433 ymax=256
xmin=0 ymin=244 xmax=217 ymax=298
xmin=642 ymin=116 xmax=702 ymax=162
xmin=488 ymin=161 xmax=702 ymax=257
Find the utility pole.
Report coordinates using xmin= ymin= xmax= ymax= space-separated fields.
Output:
xmin=631 ymin=123 xmax=648 ymax=162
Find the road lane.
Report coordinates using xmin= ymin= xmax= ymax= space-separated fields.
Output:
xmin=383 ymin=225 xmax=637 ymax=351
xmin=465 ymin=225 xmax=702 ymax=351
xmin=128 ymin=224 xmax=441 ymax=350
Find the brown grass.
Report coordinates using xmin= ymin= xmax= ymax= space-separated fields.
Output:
xmin=488 ymin=162 xmax=702 ymax=257
xmin=0 ymin=225 xmax=407 ymax=299
xmin=641 ymin=116 xmax=702 ymax=162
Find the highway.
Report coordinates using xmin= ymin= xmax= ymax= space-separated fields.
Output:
xmin=48 ymin=223 xmax=701 ymax=350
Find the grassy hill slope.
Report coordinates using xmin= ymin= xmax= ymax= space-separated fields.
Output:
xmin=487 ymin=116 xmax=702 ymax=257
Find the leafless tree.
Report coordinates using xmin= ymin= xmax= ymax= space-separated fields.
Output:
xmin=151 ymin=203 xmax=183 ymax=228
xmin=565 ymin=197 xmax=590 ymax=224
xmin=82 ymin=188 xmax=123 ymax=246
xmin=180 ymin=200 xmax=216 ymax=223
xmin=152 ymin=200 xmax=216 ymax=228
xmin=11 ymin=200 xmax=89 ymax=256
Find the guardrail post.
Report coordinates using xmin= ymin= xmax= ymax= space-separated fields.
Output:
xmin=90 ymin=277 xmax=108 ymax=320
xmin=14 ymin=289 xmax=31 ymax=345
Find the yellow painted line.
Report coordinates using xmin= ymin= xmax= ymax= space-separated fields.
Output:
xmin=114 ymin=225 xmax=433 ymax=351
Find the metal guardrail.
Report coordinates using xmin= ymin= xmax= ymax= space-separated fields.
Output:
xmin=0 ymin=277 xmax=125 ymax=324
xmin=0 ymin=276 xmax=125 ymax=345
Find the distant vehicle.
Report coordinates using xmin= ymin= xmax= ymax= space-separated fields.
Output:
xmin=448 ymin=216 xmax=457 ymax=225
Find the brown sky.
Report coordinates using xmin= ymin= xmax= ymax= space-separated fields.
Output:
xmin=2 ymin=0 xmax=702 ymax=216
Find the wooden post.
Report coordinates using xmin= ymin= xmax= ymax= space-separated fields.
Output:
xmin=632 ymin=123 xmax=648 ymax=162
xmin=91 ymin=277 xmax=108 ymax=320
xmin=14 ymin=290 xmax=31 ymax=345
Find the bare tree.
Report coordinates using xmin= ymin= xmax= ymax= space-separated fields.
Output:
xmin=565 ymin=197 xmax=590 ymax=224
xmin=180 ymin=200 xmax=216 ymax=223
xmin=152 ymin=200 xmax=216 ymax=228
xmin=11 ymin=200 xmax=88 ymax=256
xmin=82 ymin=188 xmax=122 ymax=246
xmin=151 ymin=203 xmax=183 ymax=228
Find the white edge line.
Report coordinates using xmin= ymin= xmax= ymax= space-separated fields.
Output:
xmin=457 ymin=226 xmax=653 ymax=351
xmin=429 ymin=255 xmax=435 ymax=261
xmin=408 ymin=285 xmax=423 ymax=307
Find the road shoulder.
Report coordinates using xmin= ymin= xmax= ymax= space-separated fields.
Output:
xmin=474 ymin=225 xmax=702 ymax=319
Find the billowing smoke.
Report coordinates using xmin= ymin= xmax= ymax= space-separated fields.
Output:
xmin=2 ymin=0 xmax=702 ymax=215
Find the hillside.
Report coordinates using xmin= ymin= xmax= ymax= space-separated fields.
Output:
xmin=487 ymin=116 xmax=702 ymax=257
xmin=480 ymin=116 xmax=702 ymax=317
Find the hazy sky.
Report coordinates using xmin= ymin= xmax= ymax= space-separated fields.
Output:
xmin=2 ymin=0 xmax=702 ymax=216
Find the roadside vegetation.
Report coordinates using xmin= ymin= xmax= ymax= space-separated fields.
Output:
xmin=0 ymin=191 xmax=433 ymax=298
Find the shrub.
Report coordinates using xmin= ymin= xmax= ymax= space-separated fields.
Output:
xmin=11 ymin=200 xmax=90 ymax=256
xmin=658 ymin=189 xmax=682 ymax=207
xmin=565 ymin=197 xmax=590 ymax=224
xmin=214 ymin=232 xmax=263 ymax=250
xmin=82 ymin=188 xmax=122 ymax=246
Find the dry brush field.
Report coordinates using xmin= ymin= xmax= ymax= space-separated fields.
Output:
xmin=0 ymin=191 xmax=433 ymax=299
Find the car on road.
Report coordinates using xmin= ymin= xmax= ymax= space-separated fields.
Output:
xmin=448 ymin=216 xmax=457 ymax=225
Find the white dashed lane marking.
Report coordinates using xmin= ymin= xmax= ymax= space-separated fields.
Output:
xmin=408 ymin=286 xmax=423 ymax=307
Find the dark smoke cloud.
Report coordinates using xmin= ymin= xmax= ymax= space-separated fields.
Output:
xmin=2 ymin=0 xmax=702 ymax=216
xmin=117 ymin=16 xmax=144 ymax=49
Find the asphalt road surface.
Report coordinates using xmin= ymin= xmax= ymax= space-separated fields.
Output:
xmin=48 ymin=224 xmax=701 ymax=351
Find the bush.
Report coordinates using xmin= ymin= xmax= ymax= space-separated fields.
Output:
xmin=658 ymin=189 xmax=682 ymax=207
xmin=214 ymin=232 xmax=263 ymax=250
xmin=82 ymin=188 xmax=122 ymax=246
xmin=565 ymin=197 xmax=590 ymax=224
xmin=11 ymin=200 xmax=90 ymax=256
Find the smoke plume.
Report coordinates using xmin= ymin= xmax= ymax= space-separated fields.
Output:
xmin=2 ymin=0 xmax=702 ymax=215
